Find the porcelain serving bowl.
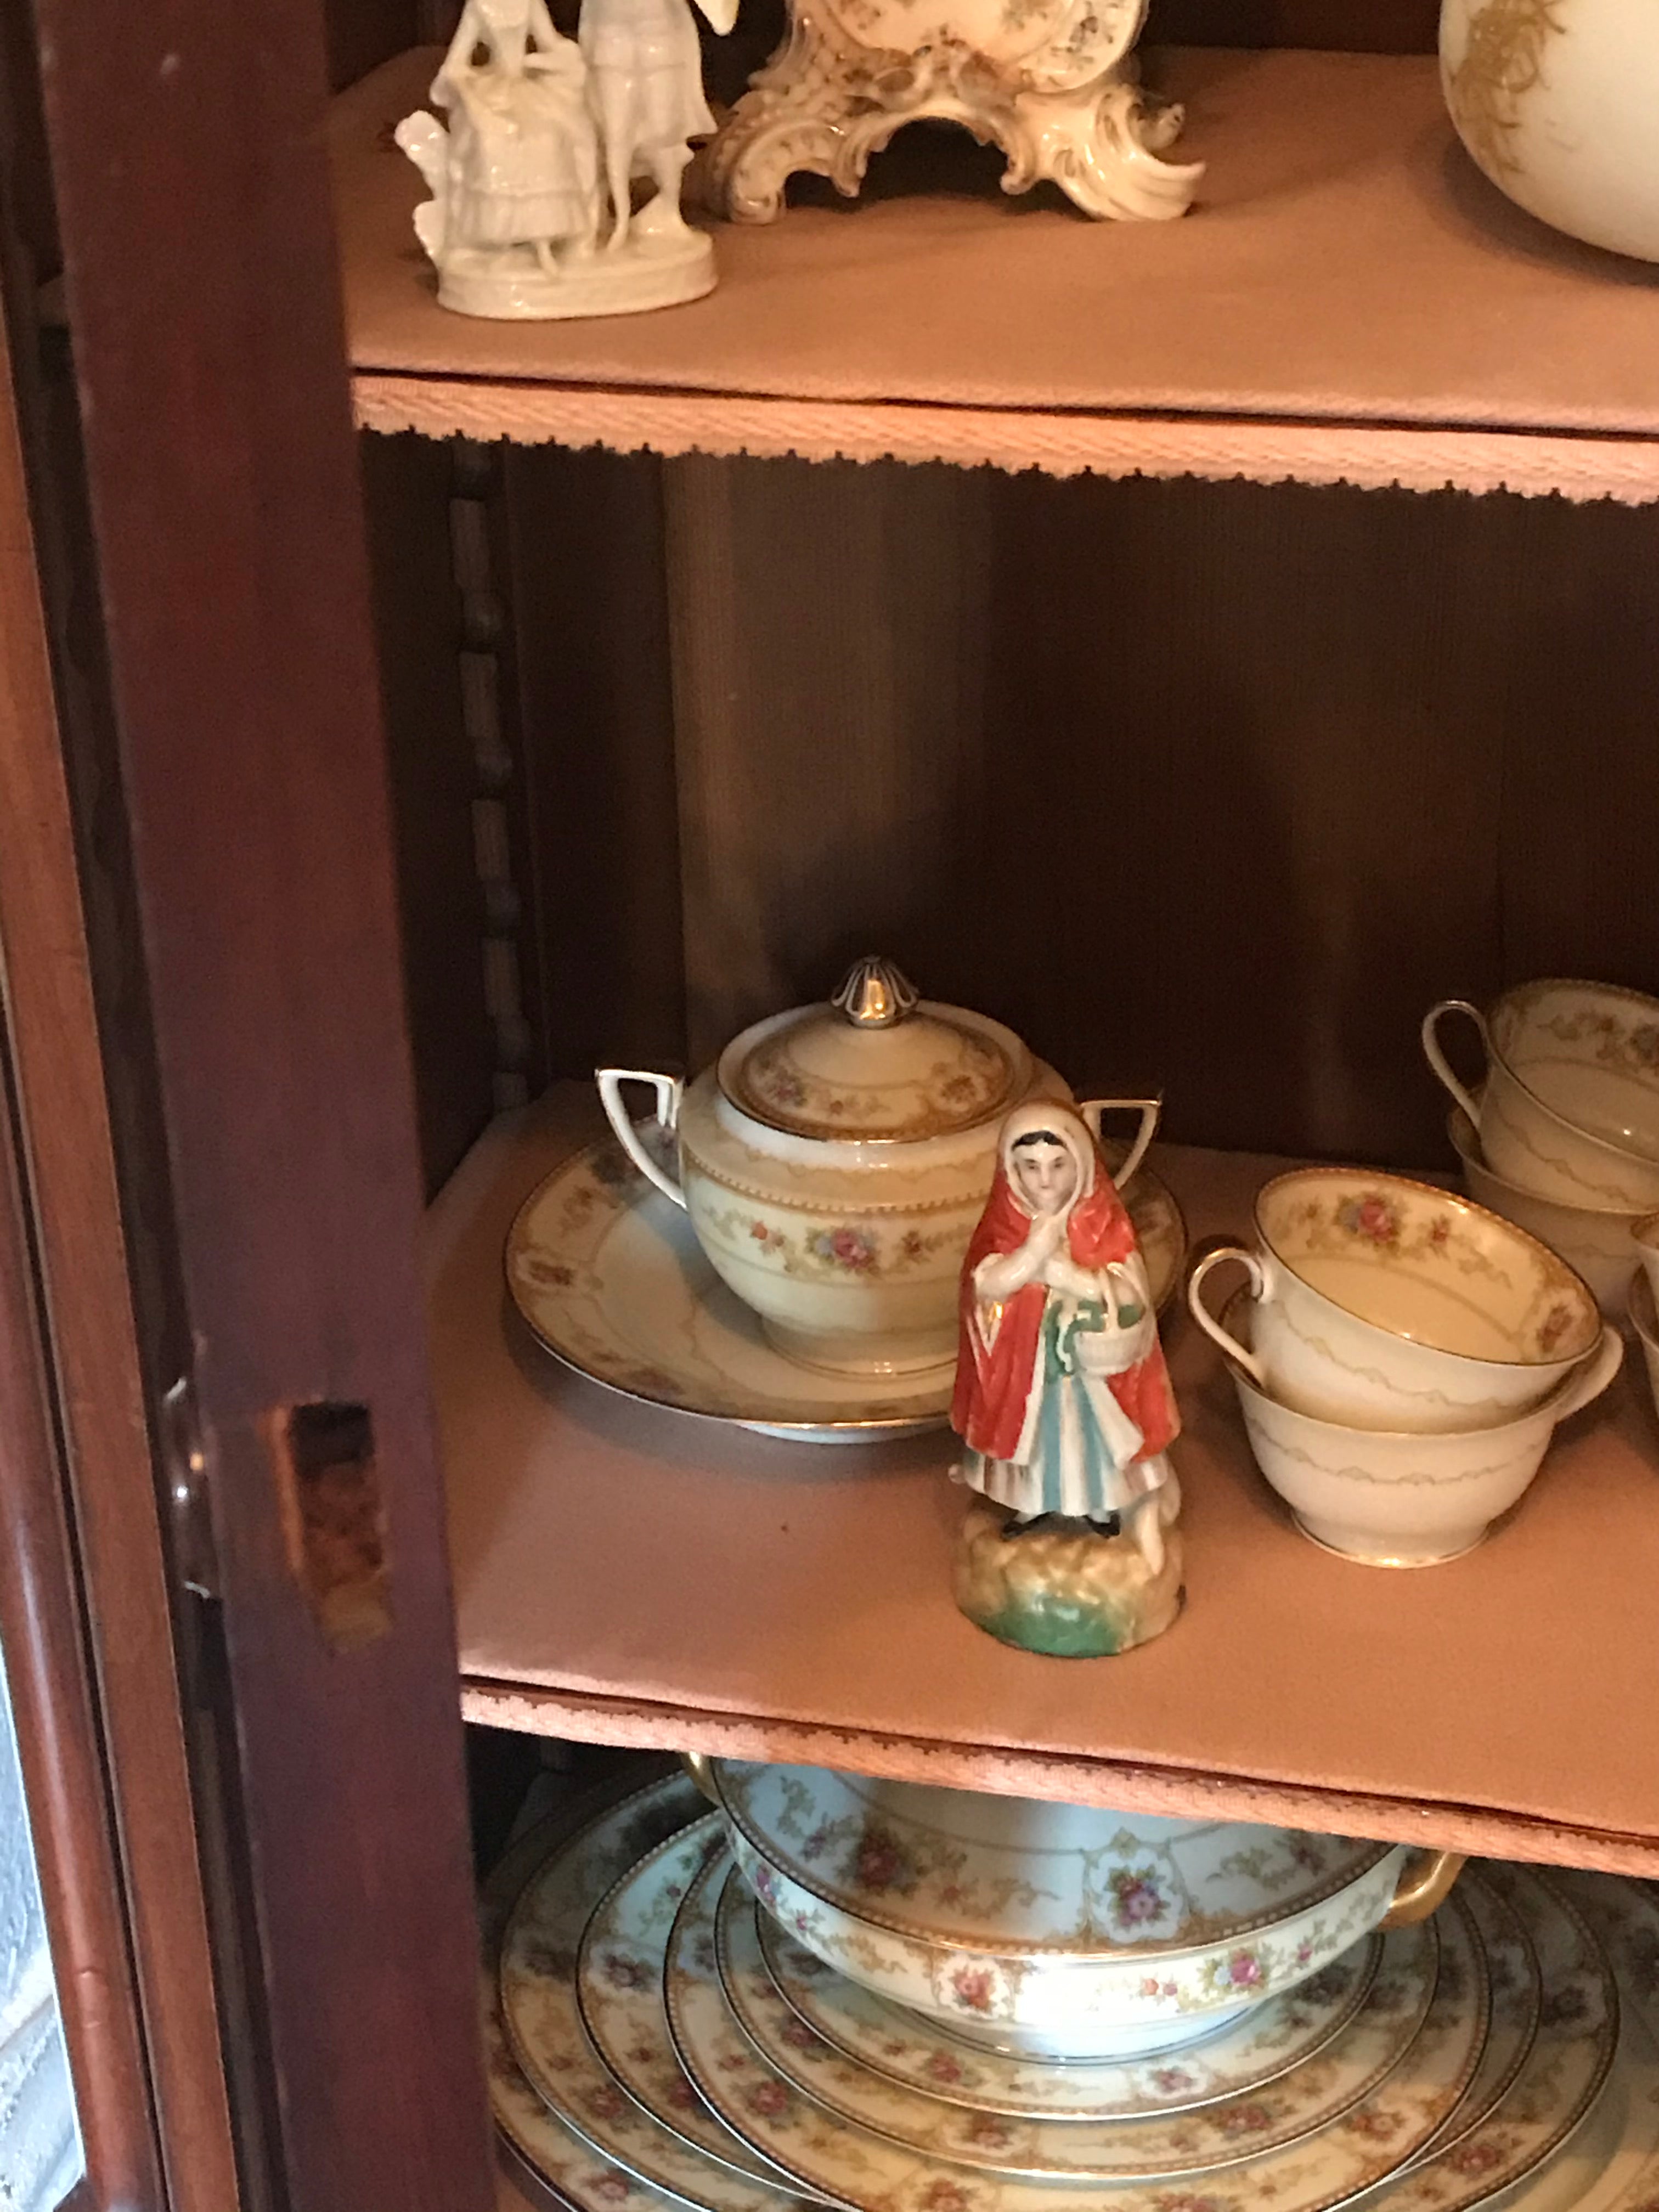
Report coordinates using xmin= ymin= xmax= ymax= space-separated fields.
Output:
xmin=1424 ymin=982 xmax=1659 ymax=1211
xmin=1440 ymin=0 xmax=1659 ymax=262
xmin=1186 ymin=1167 xmax=1601 ymax=1433
xmin=705 ymin=1759 xmax=1456 ymax=2062
xmin=1449 ymin=1107 xmax=1643 ymax=1323
xmin=1223 ymin=1290 xmax=1623 ymax=1566
xmin=596 ymin=957 xmax=1159 ymax=1378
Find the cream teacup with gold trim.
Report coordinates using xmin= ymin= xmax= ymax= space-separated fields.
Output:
xmin=1187 ymin=1169 xmax=1601 ymax=1433
xmin=1423 ymin=981 xmax=1659 ymax=1211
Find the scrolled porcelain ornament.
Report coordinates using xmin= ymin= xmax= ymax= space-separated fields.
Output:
xmin=704 ymin=0 xmax=1201 ymax=224
xmin=397 ymin=0 xmax=736 ymax=321
xmin=950 ymin=1100 xmax=1183 ymax=1657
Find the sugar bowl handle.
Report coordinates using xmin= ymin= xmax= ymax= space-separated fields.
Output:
xmin=1080 ymin=1097 xmax=1162 ymax=1190
xmin=595 ymin=1068 xmax=687 ymax=1210
xmin=1379 ymin=1849 xmax=1465 ymax=1928
xmin=1186 ymin=1245 xmax=1272 ymax=1388
xmin=1421 ymin=1000 xmax=1489 ymax=1126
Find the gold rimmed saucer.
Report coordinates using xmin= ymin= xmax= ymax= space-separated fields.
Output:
xmin=507 ymin=1138 xmax=1186 ymax=1444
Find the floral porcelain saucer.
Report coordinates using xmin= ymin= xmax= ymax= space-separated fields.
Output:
xmin=506 ymin=1138 xmax=1187 ymax=1444
xmin=577 ymin=1815 xmax=789 ymax=2185
xmin=1373 ymin=1866 xmax=1618 ymax=2212
xmin=717 ymin=1867 xmax=1437 ymax=2182
xmin=755 ymin=1906 xmax=1383 ymax=2121
xmin=667 ymin=1846 xmax=1491 ymax=2212
xmin=481 ymin=1770 xmax=810 ymax=2212
xmin=498 ymin=1774 xmax=816 ymax=2212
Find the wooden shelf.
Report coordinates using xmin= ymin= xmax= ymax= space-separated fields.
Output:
xmin=337 ymin=46 xmax=1659 ymax=500
xmin=434 ymin=1086 xmax=1659 ymax=1875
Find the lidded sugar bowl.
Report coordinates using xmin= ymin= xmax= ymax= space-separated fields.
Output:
xmin=597 ymin=958 xmax=1158 ymax=1378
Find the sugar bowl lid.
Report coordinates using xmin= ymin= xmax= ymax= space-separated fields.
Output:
xmin=718 ymin=957 xmax=1028 ymax=1143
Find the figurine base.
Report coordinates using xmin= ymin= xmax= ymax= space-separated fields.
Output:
xmin=434 ymin=229 xmax=715 ymax=321
xmin=953 ymin=1500 xmax=1183 ymax=1658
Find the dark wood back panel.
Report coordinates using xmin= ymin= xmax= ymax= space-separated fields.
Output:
xmin=479 ymin=450 xmax=1659 ymax=1174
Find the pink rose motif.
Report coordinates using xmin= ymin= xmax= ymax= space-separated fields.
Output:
xmin=781 ymin=2018 xmax=820 ymax=2052
xmin=746 ymin=2079 xmax=792 ymax=2119
xmin=667 ymin=2077 xmax=696 ymax=2111
xmin=964 ymin=2116 xmax=1013 ymax=2148
xmin=749 ymin=1219 xmax=771 ymax=1242
xmin=1225 ymin=1951 xmax=1264 ymax=1988
xmin=600 ymin=1952 xmax=651 ymax=1991
xmin=950 ymin=1965 xmax=998 ymax=2015
xmin=1344 ymin=2108 xmax=1403 ymax=2142
xmin=926 ymin=2052 xmax=966 ymax=2086
xmin=1109 ymin=1867 xmax=1167 ymax=1927
xmin=1150 ymin=2068 xmax=1196 ymax=2095
xmin=1216 ymin=2102 xmax=1273 ymax=2138
xmin=584 ymin=2084 xmax=627 ymax=2123
xmin=1338 ymin=1192 xmax=1400 ymax=1244
xmin=592 ymin=2174 xmax=635 ymax=2203
xmin=751 ymin=1863 xmax=778 ymax=1907
xmin=852 ymin=1824 xmax=917 ymax=1894
xmin=918 ymin=2186 xmax=974 ymax=2212
xmin=1294 ymin=1940 xmax=1313 ymax=1967
xmin=1446 ymin=2139 xmax=1508 ymax=2175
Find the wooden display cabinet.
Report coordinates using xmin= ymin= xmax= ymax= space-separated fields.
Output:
xmin=2 ymin=0 xmax=1658 ymax=2205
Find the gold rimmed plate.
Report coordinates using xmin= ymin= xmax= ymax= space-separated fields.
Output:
xmin=506 ymin=1138 xmax=1186 ymax=1443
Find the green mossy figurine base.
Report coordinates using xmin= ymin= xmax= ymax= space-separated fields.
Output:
xmin=953 ymin=1500 xmax=1184 ymax=1657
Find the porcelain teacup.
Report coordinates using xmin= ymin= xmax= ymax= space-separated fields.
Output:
xmin=1222 ymin=1291 xmax=1623 ymax=1565
xmin=1186 ymin=1167 xmax=1602 ymax=1432
xmin=1449 ymin=1108 xmax=1644 ymax=1322
xmin=1423 ymin=981 xmax=1659 ymax=1210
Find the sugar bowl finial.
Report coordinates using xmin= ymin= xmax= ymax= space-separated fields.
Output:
xmin=832 ymin=957 xmax=919 ymax=1030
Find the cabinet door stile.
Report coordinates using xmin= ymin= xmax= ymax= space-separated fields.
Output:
xmin=23 ymin=1 xmax=496 ymax=2208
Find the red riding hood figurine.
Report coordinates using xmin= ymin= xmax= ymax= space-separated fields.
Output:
xmin=952 ymin=1099 xmax=1181 ymax=1575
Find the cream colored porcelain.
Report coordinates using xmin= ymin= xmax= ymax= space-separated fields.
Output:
xmin=1441 ymin=0 xmax=1659 ymax=262
xmin=597 ymin=958 xmax=1160 ymax=1378
xmin=1187 ymin=1167 xmax=1600 ymax=1433
xmin=1424 ymin=983 xmax=1659 ymax=1210
xmin=1632 ymin=1212 xmax=1659 ymax=1317
xmin=1223 ymin=1292 xmax=1623 ymax=1566
xmin=671 ymin=1847 xmax=1492 ymax=2211
xmin=708 ymin=1759 xmax=1453 ymax=2062
xmin=1449 ymin=1108 xmax=1643 ymax=1324
xmin=1627 ymin=1269 xmax=1659 ymax=1433
xmin=507 ymin=1136 xmax=1186 ymax=1441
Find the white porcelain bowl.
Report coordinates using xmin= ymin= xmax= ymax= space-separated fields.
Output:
xmin=1441 ymin=0 xmax=1659 ymax=262
xmin=1424 ymin=982 xmax=1659 ymax=1211
xmin=727 ymin=1824 xmax=1412 ymax=2062
xmin=1449 ymin=1108 xmax=1643 ymax=1323
xmin=706 ymin=1759 xmax=1455 ymax=2062
xmin=1187 ymin=1166 xmax=1600 ymax=1433
xmin=1224 ymin=1293 xmax=1623 ymax=1566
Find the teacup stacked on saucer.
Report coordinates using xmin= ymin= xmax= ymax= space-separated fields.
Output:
xmin=1188 ymin=1167 xmax=1620 ymax=1566
xmin=484 ymin=1754 xmax=1656 ymax=2212
xmin=1424 ymin=979 xmax=1659 ymax=1322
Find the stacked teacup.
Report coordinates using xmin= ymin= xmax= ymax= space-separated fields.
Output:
xmin=1189 ymin=1166 xmax=1620 ymax=1565
xmin=1423 ymin=980 xmax=1659 ymax=1322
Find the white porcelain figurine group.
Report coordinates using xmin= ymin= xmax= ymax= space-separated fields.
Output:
xmin=397 ymin=0 xmax=736 ymax=319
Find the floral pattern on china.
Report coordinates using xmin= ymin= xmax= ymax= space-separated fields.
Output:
xmin=596 ymin=957 xmax=1163 ymax=1379
xmin=710 ymin=1761 xmax=1392 ymax=1956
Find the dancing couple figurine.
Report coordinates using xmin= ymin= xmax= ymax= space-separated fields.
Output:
xmin=951 ymin=1101 xmax=1186 ymax=1658
xmin=397 ymin=0 xmax=736 ymax=320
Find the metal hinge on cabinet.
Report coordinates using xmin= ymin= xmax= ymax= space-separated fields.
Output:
xmin=162 ymin=1374 xmax=220 ymax=1602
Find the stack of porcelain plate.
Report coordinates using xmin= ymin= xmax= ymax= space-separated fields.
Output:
xmin=485 ymin=1757 xmax=1659 ymax=2212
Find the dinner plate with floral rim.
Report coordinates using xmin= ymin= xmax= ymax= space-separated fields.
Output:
xmin=718 ymin=1866 xmax=1437 ymax=2182
xmin=667 ymin=1846 xmax=1491 ymax=2212
xmin=754 ymin=1904 xmax=1383 ymax=2122
xmin=1395 ymin=1870 xmax=1539 ymax=2173
xmin=481 ymin=1768 xmax=812 ymax=2212
xmin=578 ymin=1815 xmax=810 ymax=2186
xmin=1365 ymin=1865 xmax=1619 ymax=2212
xmin=505 ymin=1138 xmax=1186 ymax=1444
xmin=499 ymin=1773 xmax=820 ymax=2212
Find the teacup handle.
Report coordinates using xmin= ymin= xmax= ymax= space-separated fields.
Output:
xmin=1379 ymin=1850 xmax=1465 ymax=1928
xmin=1547 ymin=1323 xmax=1624 ymax=1425
xmin=1080 ymin=1097 xmax=1161 ymax=1189
xmin=1186 ymin=1245 xmax=1272 ymax=1388
xmin=595 ymin=1068 xmax=687 ymax=1210
xmin=1421 ymin=1000 xmax=1489 ymax=1126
